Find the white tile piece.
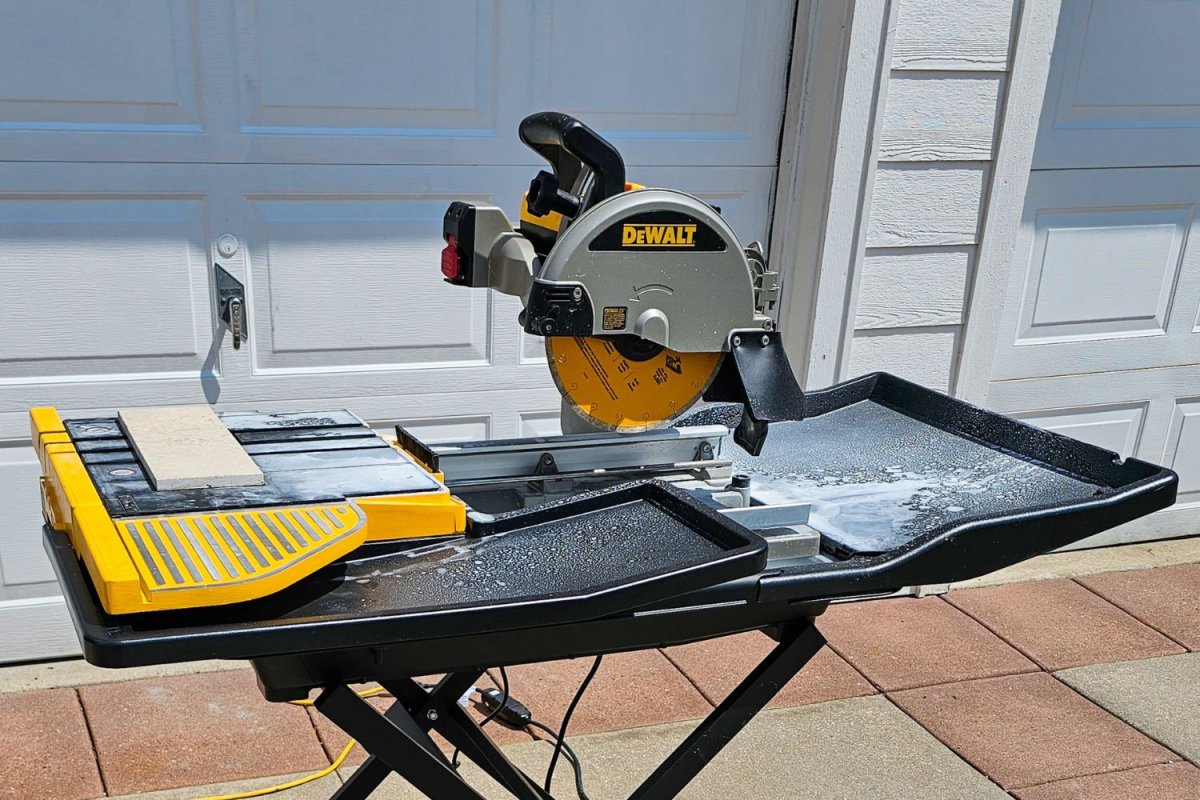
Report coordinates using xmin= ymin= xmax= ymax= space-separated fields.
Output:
xmin=118 ymin=405 xmax=264 ymax=490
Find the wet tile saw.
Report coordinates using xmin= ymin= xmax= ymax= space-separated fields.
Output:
xmin=30 ymin=112 xmax=806 ymax=616
xmin=33 ymin=113 xmax=1177 ymax=631
xmin=33 ymin=113 xmax=1181 ymax=800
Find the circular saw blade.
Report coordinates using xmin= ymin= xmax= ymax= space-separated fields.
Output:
xmin=547 ymin=336 xmax=724 ymax=432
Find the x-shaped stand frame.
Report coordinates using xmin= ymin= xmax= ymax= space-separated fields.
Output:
xmin=315 ymin=622 xmax=826 ymax=800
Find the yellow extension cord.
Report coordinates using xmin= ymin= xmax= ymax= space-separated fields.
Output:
xmin=195 ymin=688 xmax=389 ymax=800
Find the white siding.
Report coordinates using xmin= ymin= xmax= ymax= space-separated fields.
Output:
xmin=844 ymin=0 xmax=1016 ymax=391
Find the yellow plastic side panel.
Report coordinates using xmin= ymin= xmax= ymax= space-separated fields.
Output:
xmin=355 ymin=491 xmax=467 ymax=540
xmin=37 ymin=441 xmax=144 ymax=613
xmin=109 ymin=505 xmax=369 ymax=613
xmin=31 ymin=407 xmax=464 ymax=614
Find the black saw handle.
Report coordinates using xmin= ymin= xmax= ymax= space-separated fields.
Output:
xmin=520 ymin=111 xmax=626 ymax=218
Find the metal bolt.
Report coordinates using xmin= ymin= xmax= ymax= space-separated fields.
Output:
xmin=763 ymin=318 xmax=775 ymax=331
xmin=426 ymin=709 xmax=439 ymax=721
xmin=761 ymin=335 xmax=770 ymax=347
xmin=541 ymin=454 xmax=554 ymax=464
xmin=571 ymin=286 xmax=583 ymax=301
xmin=732 ymin=335 xmax=742 ymax=347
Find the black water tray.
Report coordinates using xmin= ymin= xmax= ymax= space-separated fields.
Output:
xmin=47 ymin=481 xmax=766 ymax=666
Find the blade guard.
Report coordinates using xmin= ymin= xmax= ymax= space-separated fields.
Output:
xmin=703 ymin=331 xmax=806 ymax=456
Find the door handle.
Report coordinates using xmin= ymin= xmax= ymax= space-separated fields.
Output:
xmin=214 ymin=264 xmax=247 ymax=350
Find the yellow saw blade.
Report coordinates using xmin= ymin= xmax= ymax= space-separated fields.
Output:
xmin=547 ymin=335 xmax=724 ymax=432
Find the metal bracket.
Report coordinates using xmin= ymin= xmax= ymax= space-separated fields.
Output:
xmin=214 ymin=264 xmax=247 ymax=350
xmin=702 ymin=330 xmax=806 ymax=456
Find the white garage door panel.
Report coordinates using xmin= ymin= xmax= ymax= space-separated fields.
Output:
xmin=1010 ymin=403 xmax=1148 ymax=459
xmin=245 ymin=198 xmax=490 ymax=371
xmin=0 ymin=445 xmax=53 ymax=586
xmin=0 ymin=1 xmax=791 ymax=168
xmin=989 ymin=364 xmax=1200 ymax=544
xmin=0 ymin=598 xmax=77 ymax=663
xmin=0 ymin=196 xmax=214 ymax=380
xmin=1035 ymin=0 xmax=1200 ymax=170
xmin=1165 ymin=398 xmax=1200 ymax=505
xmin=993 ymin=168 xmax=1200 ymax=380
xmin=533 ymin=0 xmax=793 ymax=166
xmin=374 ymin=416 xmax=491 ymax=445
xmin=235 ymin=0 xmax=496 ymax=136
xmin=0 ymin=0 xmax=200 ymax=132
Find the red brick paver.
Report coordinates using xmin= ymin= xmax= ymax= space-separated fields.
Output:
xmin=946 ymin=578 xmax=1184 ymax=670
xmin=0 ymin=687 xmax=103 ymax=800
xmin=890 ymin=672 xmax=1175 ymax=789
xmin=497 ymin=649 xmax=712 ymax=737
xmin=1012 ymin=761 xmax=1200 ymax=800
xmin=1077 ymin=564 xmax=1200 ymax=650
xmin=79 ymin=669 xmax=328 ymax=795
xmin=663 ymin=631 xmax=875 ymax=707
xmin=817 ymin=596 xmax=1036 ymax=690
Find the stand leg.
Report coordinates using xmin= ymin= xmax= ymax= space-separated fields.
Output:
xmin=316 ymin=623 xmax=825 ymax=800
xmin=384 ymin=680 xmax=551 ymax=800
xmin=321 ymin=675 xmax=484 ymax=800
xmin=627 ymin=622 xmax=826 ymax=800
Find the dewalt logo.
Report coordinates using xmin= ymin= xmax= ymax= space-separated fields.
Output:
xmin=622 ymin=224 xmax=697 ymax=248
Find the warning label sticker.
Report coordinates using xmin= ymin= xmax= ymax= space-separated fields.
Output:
xmin=602 ymin=306 xmax=628 ymax=331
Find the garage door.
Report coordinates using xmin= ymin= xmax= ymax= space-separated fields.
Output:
xmin=0 ymin=0 xmax=796 ymax=662
xmin=987 ymin=0 xmax=1200 ymax=545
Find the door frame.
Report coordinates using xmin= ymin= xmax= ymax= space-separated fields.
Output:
xmin=954 ymin=0 xmax=1064 ymax=405
xmin=772 ymin=0 xmax=897 ymax=389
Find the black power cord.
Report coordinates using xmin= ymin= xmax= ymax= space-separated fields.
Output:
xmin=452 ymin=666 xmax=510 ymax=770
xmin=545 ymin=655 xmax=603 ymax=796
xmin=474 ymin=659 xmax=603 ymax=800
xmin=528 ymin=720 xmax=589 ymax=800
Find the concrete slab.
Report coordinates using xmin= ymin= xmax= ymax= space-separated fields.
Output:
xmin=818 ymin=596 xmax=1036 ymax=690
xmin=494 ymin=650 xmax=712 ymax=737
xmin=80 ymin=669 xmax=328 ymax=795
xmin=947 ymin=578 xmax=1183 ymax=670
xmin=1077 ymin=564 xmax=1200 ymax=650
xmin=890 ymin=672 xmax=1175 ymax=789
xmin=1057 ymin=652 xmax=1200 ymax=764
xmin=358 ymin=696 xmax=1009 ymax=800
xmin=1012 ymin=761 xmax=1200 ymax=800
xmin=0 ymin=657 xmax=248 ymax=694
xmin=951 ymin=537 xmax=1200 ymax=589
xmin=106 ymin=770 xmax=341 ymax=800
xmin=662 ymin=631 xmax=875 ymax=708
xmin=0 ymin=687 xmax=104 ymax=800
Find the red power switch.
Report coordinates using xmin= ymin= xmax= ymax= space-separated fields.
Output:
xmin=440 ymin=235 xmax=461 ymax=280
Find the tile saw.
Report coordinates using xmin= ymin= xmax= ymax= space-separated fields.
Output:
xmin=32 ymin=113 xmax=1177 ymax=633
xmin=31 ymin=112 xmax=1181 ymax=800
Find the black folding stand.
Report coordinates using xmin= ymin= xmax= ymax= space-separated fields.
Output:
xmin=313 ymin=622 xmax=826 ymax=800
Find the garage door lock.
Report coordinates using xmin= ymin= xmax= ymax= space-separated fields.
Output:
xmin=214 ymin=264 xmax=247 ymax=350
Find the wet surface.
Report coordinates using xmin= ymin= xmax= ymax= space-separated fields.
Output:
xmin=328 ymin=500 xmax=726 ymax=615
xmin=65 ymin=412 xmax=440 ymax=517
xmin=732 ymin=401 xmax=1104 ymax=555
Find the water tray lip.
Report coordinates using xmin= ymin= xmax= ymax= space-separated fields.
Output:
xmin=47 ymin=480 xmax=768 ymax=667
xmin=748 ymin=373 xmax=1179 ymax=599
xmin=811 ymin=373 xmax=1169 ymax=489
